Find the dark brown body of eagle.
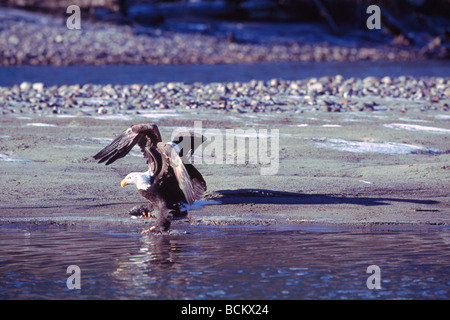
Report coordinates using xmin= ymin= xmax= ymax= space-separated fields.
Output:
xmin=93 ymin=124 xmax=207 ymax=233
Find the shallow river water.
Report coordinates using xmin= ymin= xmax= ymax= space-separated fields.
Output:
xmin=1 ymin=224 xmax=448 ymax=299
xmin=1 ymin=60 xmax=449 ymax=86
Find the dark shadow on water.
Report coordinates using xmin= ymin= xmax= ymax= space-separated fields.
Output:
xmin=211 ymin=189 xmax=439 ymax=207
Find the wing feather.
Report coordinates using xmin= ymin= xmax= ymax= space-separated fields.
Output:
xmin=184 ymin=163 xmax=207 ymax=200
xmin=93 ymin=124 xmax=162 ymax=165
xmin=168 ymin=133 xmax=207 ymax=202
xmin=159 ymin=143 xmax=196 ymax=205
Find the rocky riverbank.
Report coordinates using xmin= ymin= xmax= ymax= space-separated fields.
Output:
xmin=1 ymin=76 xmax=449 ymax=117
xmin=0 ymin=7 xmax=436 ymax=67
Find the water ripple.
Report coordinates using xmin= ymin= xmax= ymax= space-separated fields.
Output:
xmin=0 ymin=225 xmax=449 ymax=299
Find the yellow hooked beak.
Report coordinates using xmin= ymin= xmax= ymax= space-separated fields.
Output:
xmin=120 ymin=179 xmax=129 ymax=188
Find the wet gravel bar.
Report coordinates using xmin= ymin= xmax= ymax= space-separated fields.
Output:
xmin=1 ymin=75 xmax=449 ymax=117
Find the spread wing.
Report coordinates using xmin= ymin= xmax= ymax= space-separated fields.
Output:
xmin=158 ymin=143 xmax=195 ymax=205
xmin=158 ymin=141 xmax=206 ymax=206
xmin=184 ymin=162 xmax=207 ymax=201
xmin=171 ymin=132 xmax=207 ymax=199
xmin=93 ymin=124 xmax=162 ymax=165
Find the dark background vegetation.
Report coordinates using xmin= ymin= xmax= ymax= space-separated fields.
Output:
xmin=2 ymin=0 xmax=449 ymax=27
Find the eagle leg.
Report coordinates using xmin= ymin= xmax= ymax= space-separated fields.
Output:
xmin=141 ymin=207 xmax=173 ymax=234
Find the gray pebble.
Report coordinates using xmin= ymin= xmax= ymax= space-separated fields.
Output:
xmin=0 ymin=75 xmax=448 ymax=116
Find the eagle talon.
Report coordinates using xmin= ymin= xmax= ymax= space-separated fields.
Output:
xmin=142 ymin=211 xmax=155 ymax=219
xmin=141 ymin=226 xmax=158 ymax=234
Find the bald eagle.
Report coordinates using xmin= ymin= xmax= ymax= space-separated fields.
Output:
xmin=93 ymin=124 xmax=207 ymax=233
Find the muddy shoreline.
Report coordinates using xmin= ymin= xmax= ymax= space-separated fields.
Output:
xmin=1 ymin=88 xmax=449 ymax=229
